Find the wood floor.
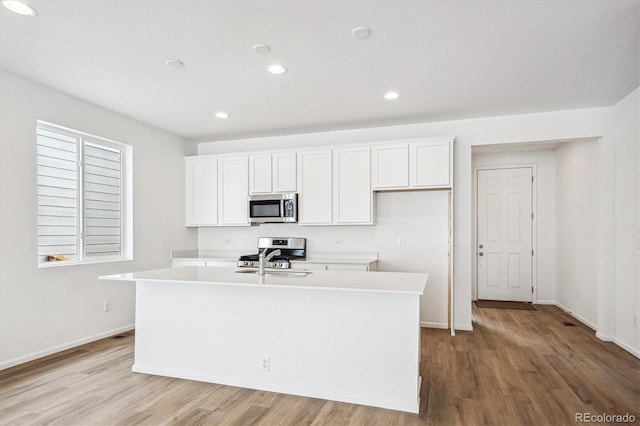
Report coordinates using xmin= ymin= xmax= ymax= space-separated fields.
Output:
xmin=1 ymin=304 xmax=638 ymax=425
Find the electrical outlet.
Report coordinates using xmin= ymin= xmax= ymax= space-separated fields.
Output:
xmin=224 ymin=239 xmax=231 ymax=244
xmin=103 ymin=301 xmax=111 ymax=313
xmin=576 ymin=291 xmax=580 ymax=300
xmin=634 ymin=313 xmax=638 ymax=327
xmin=397 ymin=236 xmax=404 ymax=246
xmin=335 ymin=239 xmax=343 ymax=245
xmin=261 ymin=356 xmax=270 ymax=372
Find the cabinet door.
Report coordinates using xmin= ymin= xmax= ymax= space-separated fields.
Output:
xmin=372 ymin=144 xmax=409 ymax=189
xmin=185 ymin=157 xmax=218 ymax=226
xmin=218 ymin=156 xmax=249 ymax=225
xmin=249 ymin=154 xmax=272 ymax=194
xmin=298 ymin=150 xmax=332 ymax=224
xmin=333 ymin=146 xmax=372 ymax=224
xmin=410 ymin=140 xmax=451 ymax=187
xmin=273 ymin=152 xmax=297 ymax=192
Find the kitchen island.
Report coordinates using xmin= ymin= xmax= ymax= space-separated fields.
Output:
xmin=100 ymin=266 xmax=427 ymax=413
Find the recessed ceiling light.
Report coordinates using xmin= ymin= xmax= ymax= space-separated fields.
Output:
xmin=351 ymin=26 xmax=371 ymax=39
xmin=2 ymin=0 xmax=37 ymax=16
xmin=267 ymin=64 xmax=287 ymax=75
xmin=252 ymin=44 xmax=271 ymax=55
xmin=215 ymin=112 xmax=229 ymax=119
xmin=383 ymin=91 xmax=400 ymax=100
xmin=165 ymin=59 xmax=185 ymax=69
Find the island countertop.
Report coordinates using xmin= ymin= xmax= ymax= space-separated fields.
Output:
xmin=100 ymin=266 xmax=427 ymax=295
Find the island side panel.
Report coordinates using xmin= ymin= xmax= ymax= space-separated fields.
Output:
xmin=133 ymin=280 xmax=421 ymax=413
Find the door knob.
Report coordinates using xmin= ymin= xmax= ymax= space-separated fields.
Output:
xmin=479 ymin=244 xmax=484 ymax=248
xmin=479 ymin=252 xmax=484 ymax=256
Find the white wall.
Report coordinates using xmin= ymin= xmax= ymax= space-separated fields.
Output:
xmin=199 ymin=106 xmax=611 ymax=331
xmin=612 ymin=87 xmax=640 ymax=355
xmin=199 ymin=191 xmax=450 ymax=328
xmin=555 ymin=140 xmax=600 ymax=328
xmin=0 ymin=70 xmax=198 ymax=369
xmin=472 ymin=149 xmax=557 ymax=303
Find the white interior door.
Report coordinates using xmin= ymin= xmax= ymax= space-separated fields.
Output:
xmin=477 ymin=168 xmax=533 ymax=302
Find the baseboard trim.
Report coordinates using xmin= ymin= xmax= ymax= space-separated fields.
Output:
xmin=420 ymin=321 xmax=448 ymax=329
xmin=613 ymin=337 xmax=640 ymax=359
xmin=454 ymin=323 xmax=473 ymax=332
xmin=534 ymin=299 xmax=556 ymax=305
xmin=0 ymin=324 xmax=135 ymax=371
xmin=553 ymin=302 xmax=598 ymax=331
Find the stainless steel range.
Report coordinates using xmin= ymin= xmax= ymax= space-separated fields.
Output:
xmin=237 ymin=237 xmax=306 ymax=269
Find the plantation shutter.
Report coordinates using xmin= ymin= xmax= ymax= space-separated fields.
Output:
xmin=83 ymin=142 xmax=122 ymax=257
xmin=36 ymin=129 xmax=80 ymax=262
xmin=37 ymin=124 xmax=125 ymax=265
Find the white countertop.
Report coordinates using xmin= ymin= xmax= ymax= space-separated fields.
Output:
xmin=100 ymin=266 xmax=426 ymax=295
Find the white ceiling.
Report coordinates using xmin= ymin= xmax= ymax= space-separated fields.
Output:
xmin=1 ymin=0 xmax=638 ymax=142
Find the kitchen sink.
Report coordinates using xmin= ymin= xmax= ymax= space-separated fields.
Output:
xmin=234 ymin=269 xmax=312 ymax=277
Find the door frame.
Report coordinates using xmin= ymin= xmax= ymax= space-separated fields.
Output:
xmin=473 ymin=164 xmax=538 ymax=302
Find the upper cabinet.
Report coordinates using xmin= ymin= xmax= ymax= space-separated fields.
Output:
xmin=185 ymin=155 xmax=249 ymax=227
xmin=333 ymin=146 xmax=372 ymax=225
xmin=297 ymin=150 xmax=333 ymax=225
xmin=218 ymin=156 xmax=249 ymax=225
xmin=410 ymin=140 xmax=451 ymax=187
xmin=185 ymin=157 xmax=218 ymax=226
xmin=372 ymin=138 xmax=453 ymax=190
xmin=272 ymin=152 xmax=297 ymax=192
xmin=249 ymin=152 xmax=296 ymax=194
xmin=372 ymin=144 xmax=409 ymax=189
xmin=297 ymin=146 xmax=373 ymax=226
xmin=248 ymin=154 xmax=272 ymax=194
xmin=186 ymin=137 xmax=453 ymax=227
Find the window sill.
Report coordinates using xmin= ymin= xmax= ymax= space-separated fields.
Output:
xmin=38 ymin=256 xmax=132 ymax=268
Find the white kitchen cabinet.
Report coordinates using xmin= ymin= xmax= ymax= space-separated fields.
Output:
xmin=410 ymin=140 xmax=451 ymax=187
xmin=272 ymin=152 xmax=297 ymax=192
xmin=249 ymin=154 xmax=272 ymax=194
xmin=290 ymin=261 xmax=377 ymax=271
xmin=333 ymin=146 xmax=372 ymax=224
xmin=249 ymin=152 xmax=297 ymax=194
xmin=372 ymin=138 xmax=453 ymax=190
xmin=185 ymin=156 xmax=218 ymax=226
xmin=372 ymin=143 xmax=409 ymax=189
xmin=297 ymin=149 xmax=332 ymax=224
xmin=218 ymin=155 xmax=249 ymax=225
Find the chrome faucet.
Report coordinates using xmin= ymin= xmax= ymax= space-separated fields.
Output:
xmin=258 ymin=249 xmax=281 ymax=276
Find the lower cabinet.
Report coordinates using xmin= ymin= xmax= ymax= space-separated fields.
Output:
xmin=171 ymin=259 xmax=375 ymax=271
xmin=290 ymin=261 xmax=376 ymax=271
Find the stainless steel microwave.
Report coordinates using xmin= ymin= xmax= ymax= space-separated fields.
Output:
xmin=248 ymin=193 xmax=297 ymax=223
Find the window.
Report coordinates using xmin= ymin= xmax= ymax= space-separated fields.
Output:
xmin=37 ymin=121 xmax=132 ymax=266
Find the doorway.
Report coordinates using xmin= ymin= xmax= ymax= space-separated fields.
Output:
xmin=476 ymin=167 xmax=534 ymax=302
